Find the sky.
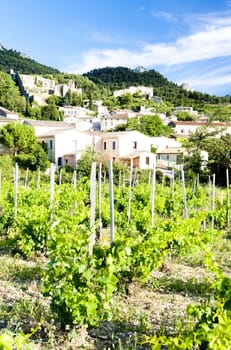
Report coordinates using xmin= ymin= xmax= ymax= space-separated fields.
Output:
xmin=1 ymin=0 xmax=231 ymax=96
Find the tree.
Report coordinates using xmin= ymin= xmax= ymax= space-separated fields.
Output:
xmin=0 ymin=71 xmax=26 ymax=113
xmin=176 ymin=111 xmax=196 ymax=121
xmin=0 ymin=122 xmax=49 ymax=170
xmin=183 ymin=150 xmax=206 ymax=180
xmin=0 ymin=123 xmax=38 ymax=155
xmin=127 ymin=115 xmax=172 ymax=137
xmin=41 ymin=102 xmax=62 ymax=121
xmin=15 ymin=143 xmax=49 ymax=171
xmin=76 ymin=146 xmax=97 ymax=178
xmin=204 ymin=135 xmax=231 ymax=186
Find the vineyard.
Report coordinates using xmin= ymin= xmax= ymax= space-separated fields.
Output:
xmin=0 ymin=162 xmax=231 ymax=349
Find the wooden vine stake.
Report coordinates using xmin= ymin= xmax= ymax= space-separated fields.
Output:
xmin=108 ymin=160 xmax=115 ymax=245
xmin=24 ymin=167 xmax=29 ymax=188
xmin=181 ymin=165 xmax=188 ymax=219
xmin=211 ymin=173 xmax=216 ymax=230
xmin=36 ymin=167 xmax=40 ymax=189
xmin=0 ymin=169 xmax=1 ymax=198
xmin=151 ymin=155 xmax=156 ymax=226
xmin=14 ymin=163 xmax=19 ymax=219
xmin=70 ymin=170 xmax=76 ymax=188
xmin=127 ymin=159 xmax=133 ymax=224
xmin=98 ymin=162 xmax=102 ymax=238
xmin=49 ymin=163 xmax=55 ymax=220
xmin=89 ymin=162 xmax=96 ymax=256
xmin=226 ymin=169 xmax=230 ymax=228
xmin=59 ymin=168 xmax=62 ymax=185
xmin=171 ymin=168 xmax=175 ymax=198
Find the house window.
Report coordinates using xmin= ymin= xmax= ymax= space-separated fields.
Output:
xmin=103 ymin=141 xmax=107 ymax=150
xmin=133 ymin=141 xmax=137 ymax=149
xmin=112 ymin=141 xmax=116 ymax=150
xmin=49 ymin=140 xmax=53 ymax=149
xmin=145 ymin=157 xmax=150 ymax=165
xmin=72 ymin=140 xmax=77 ymax=149
xmin=167 ymin=155 xmax=169 ymax=160
xmin=58 ymin=157 xmax=62 ymax=166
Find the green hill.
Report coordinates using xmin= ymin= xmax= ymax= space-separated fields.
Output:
xmin=83 ymin=66 xmax=230 ymax=108
xmin=0 ymin=45 xmax=60 ymax=75
xmin=0 ymin=44 xmax=230 ymax=110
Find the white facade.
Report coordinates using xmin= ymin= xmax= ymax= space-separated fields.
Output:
xmin=170 ymin=121 xmax=231 ymax=137
xmin=0 ymin=107 xmax=19 ymax=120
xmin=59 ymin=106 xmax=93 ymax=118
xmin=157 ymin=147 xmax=187 ymax=167
xmin=113 ymin=86 xmax=153 ymax=98
xmin=38 ymin=128 xmax=93 ymax=168
xmin=23 ymin=119 xmax=73 ymax=136
xmin=93 ymin=130 xmax=156 ymax=169
xmin=150 ymin=137 xmax=182 ymax=152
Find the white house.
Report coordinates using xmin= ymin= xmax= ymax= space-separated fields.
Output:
xmin=169 ymin=121 xmax=231 ymax=137
xmin=38 ymin=128 xmax=93 ymax=169
xmin=113 ymin=86 xmax=153 ymax=98
xmin=0 ymin=107 xmax=19 ymax=120
xmin=23 ymin=119 xmax=73 ymax=136
xmin=93 ymin=130 xmax=156 ymax=169
xmin=150 ymin=136 xmax=182 ymax=152
xmin=157 ymin=147 xmax=188 ymax=168
xmin=172 ymin=106 xmax=198 ymax=116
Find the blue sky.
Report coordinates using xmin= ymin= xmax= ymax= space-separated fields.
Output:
xmin=1 ymin=0 xmax=231 ymax=96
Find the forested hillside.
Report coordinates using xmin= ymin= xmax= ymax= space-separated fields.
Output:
xmin=0 ymin=46 xmax=60 ymax=75
xmin=84 ymin=66 xmax=231 ymax=108
xmin=1 ymin=45 xmax=231 ymax=114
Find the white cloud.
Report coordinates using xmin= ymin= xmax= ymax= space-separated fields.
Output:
xmin=151 ymin=11 xmax=179 ymax=23
xmin=66 ymin=22 xmax=231 ymax=73
xmin=63 ymin=10 xmax=231 ymax=95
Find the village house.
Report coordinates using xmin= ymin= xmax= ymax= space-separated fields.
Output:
xmin=93 ymin=130 xmax=157 ymax=170
xmin=100 ymin=111 xmax=135 ymax=131
xmin=172 ymin=106 xmax=198 ymax=116
xmin=37 ymin=128 xmax=93 ymax=169
xmin=113 ymin=86 xmax=153 ymax=98
xmin=59 ymin=106 xmax=100 ymax=131
xmin=156 ymin=147 xmax=188 ymax=168
xmin=0 ymin=107 xmax=19 ymax=120
xmin=23 ymin=119 xmax=73 ymax=136
xmin=169 ymin=120 xmax=231 ymax=138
